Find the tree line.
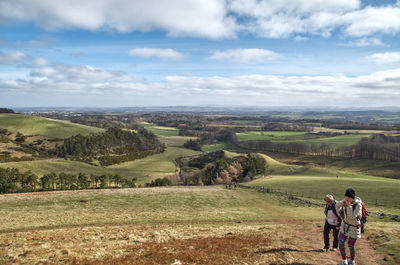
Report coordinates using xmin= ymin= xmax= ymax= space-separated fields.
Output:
xmin=234 ymin=134 xmax=400 ymax=162
xmin=55 ymin=127 xmax=165 ymax=166
xmin=0 ymin=108 xmax=15 ymax=113
xmin=0 ymin=167 xmax=137 ymax=194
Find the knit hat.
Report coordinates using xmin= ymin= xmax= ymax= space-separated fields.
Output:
xmin=345 ymin=188 xmax=355 ymax=199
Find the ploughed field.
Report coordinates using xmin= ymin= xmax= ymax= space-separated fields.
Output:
xmin=0 ymin=186 xmax=398 ymax=265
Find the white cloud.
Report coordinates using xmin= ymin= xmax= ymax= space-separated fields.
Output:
xmin=365 ymin=52 xmax=400 ymax=64
xmin=0 ymin=58 xmax=145 ymax=94
xmin=228 ymin=0 xmax=400 ymax=39
xmin=0 ymin=51 xmax=28 ymax=64
xmin=16 ymin=34 xmax=59 ymax=47
xmin=1 ymin=57 xmax=400 ymax=107
xmin=0 ymin=0 xmax=235 ymax=39
xmin=1 ymin=0 xmax=400 ymax=39
xmin=294 ymin=36 xmax=309 ymax=41
xmin=341 ymin=5 xmax=400 ymax=37
xmin=129 ymin=48 xmax=186 ymax=61
xmin=210 ymin=48 xmax=281 ymax=63
xmin=348 ymin=37 xmax=384 ymax=47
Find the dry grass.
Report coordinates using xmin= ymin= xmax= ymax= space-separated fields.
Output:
xmin=0 ymin=187 xmax=393 ymax=265
xmin=0 ymin=221 xmax=384 ymax=265
xmin=0 ymin=141 xmax=33 ymax=158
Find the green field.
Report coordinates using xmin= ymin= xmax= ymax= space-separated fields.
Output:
xmin=0 ymin=113 xmax=103 ymax=138
xmin=0 ymin=144 xmax=200 ymax=185
xmin=0 ymin=126 xmax=200 ymax=184
xmin=143 ymin=124 xmax=179 ymax=136
xmin=109 ymin=146 xmax=200 ymax=184
xmin=236 ymin=130 xmax=370 ymax=146
xmin=236 ymin=131 xmax=307 ymax=141
xmin=248 ymin=154 xmax=400 ymax=214
xmin=202 ymin=142 xmax=229 ymax=152
xmin=300 ymin=134 xmax=370 ymax=146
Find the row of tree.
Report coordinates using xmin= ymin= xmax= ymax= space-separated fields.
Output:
xmin=0 ymin=167 xmax=137 ymax=194
xmin=145 ymin=177 xmax=172 ymax=187
xmin=235 ymin=134 xmax=400 ymax=162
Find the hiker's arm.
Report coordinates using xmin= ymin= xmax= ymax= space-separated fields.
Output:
xmin=347 ymin=203 xmax=362 ymax=223
xmin=335 ymin=200 xmax=344 ymax=218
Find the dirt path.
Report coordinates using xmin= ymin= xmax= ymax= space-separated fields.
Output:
xmin=302 ymin=223 xmax=382 ymax=265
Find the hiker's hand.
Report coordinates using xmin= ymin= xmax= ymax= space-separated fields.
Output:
xmin=335 ymin=226 xmax=340 ymax=230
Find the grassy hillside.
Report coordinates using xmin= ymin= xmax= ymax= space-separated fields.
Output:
xmin=0 ymin=113 xmax=104 ymax=138
xmin=248 ymin=154 xmax=400 ymax=214
xmin=109 ymin=146 xmax=200 ymax=184
xmin=0 ymin=127 xmax=200 ymax=185
xmin=0 ymin=187 xmax=396 ymax=264
xmin=0 ymin=148 xmax=199 ymax=185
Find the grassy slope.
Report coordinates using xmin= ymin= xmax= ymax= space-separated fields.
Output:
xmin=0 ymin=113 xmax=104 ymax=138
xmin=248 ymin=153 xmax=400 ymax=214
xmin=0 ymin=187 xmax=396 ymax=264
xmin=0 ymin=127 xmax=200 ymax=185
xmin=0 ymin=187 xmax=317 ymax=232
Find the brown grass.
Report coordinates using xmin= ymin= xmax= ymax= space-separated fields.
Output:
xmin=0 ymin=187 xmax=391 ymax=265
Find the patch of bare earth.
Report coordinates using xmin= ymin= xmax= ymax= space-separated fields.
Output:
xmin=0 ymin=221 xmax=382 ymax=265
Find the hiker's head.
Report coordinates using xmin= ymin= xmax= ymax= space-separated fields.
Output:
xmin=325 ymin=194 xmax=334 ymax=206
xmin=345 ymin=188 xmax=355 ymax=203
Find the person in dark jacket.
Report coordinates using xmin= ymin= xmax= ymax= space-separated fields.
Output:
xmin=323 ymin=194 xmax=341 ymax=252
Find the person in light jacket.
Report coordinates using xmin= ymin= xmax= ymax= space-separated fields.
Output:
xmin=335 ymin=188 xmax=362 ymax=265
xmin=323 ymin=194 xmax=340 ymax=252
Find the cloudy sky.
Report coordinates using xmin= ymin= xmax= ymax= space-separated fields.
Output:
xmin=0 ymin=0 xmax=400 ymax=108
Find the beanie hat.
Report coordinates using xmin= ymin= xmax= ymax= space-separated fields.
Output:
xmin=345 ymin=188 xmax=355 ymax=199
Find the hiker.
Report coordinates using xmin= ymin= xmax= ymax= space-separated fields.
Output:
xmin=323 ymin=194 xmax=340 ymax=252
xmin=335 ymin=188 xmax=362 ymax=265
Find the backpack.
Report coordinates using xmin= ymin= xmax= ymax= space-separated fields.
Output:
xmin=352 ymin=201 xmax=367 ymax=233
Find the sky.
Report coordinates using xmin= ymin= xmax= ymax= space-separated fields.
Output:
xmin=0 ymin=0 xmax=400 ymax=108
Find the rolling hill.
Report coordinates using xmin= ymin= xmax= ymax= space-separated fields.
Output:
xmin=0 ymin=113 xmax=104 ymax=138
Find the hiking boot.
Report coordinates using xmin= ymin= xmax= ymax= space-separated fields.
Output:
xmin=331 ymin=248 xmax=337 ymax=251
xmin=338 ymin=260 xmax=348 ymax=265
xmin=348 ymin=261 xmax=355 ymax=265
xmin=322 ymin=248 xmax=329 ymax=252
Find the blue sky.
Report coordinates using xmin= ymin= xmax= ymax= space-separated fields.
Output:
xmin=0 ymin=0 xmax=400 ymax=108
